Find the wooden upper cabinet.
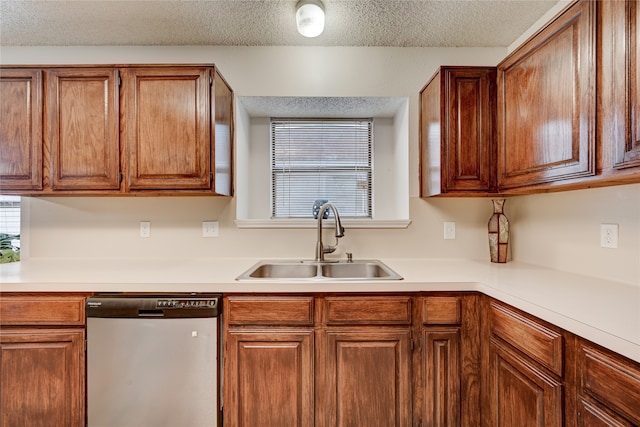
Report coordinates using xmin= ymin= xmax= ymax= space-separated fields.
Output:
xmin=497 ymin=0 xmax=596 ymax=190
xmin=212 ymin=69 xmax=234 ymax=196
xmin=122 ymin=66 xmax=212 ymax=191
xmin=45 ymin=68 xmax=120 ymax=190
xmin=420 ymin=66 xmax=497 ymax=196
xmin=599 ymin=0 xmax=640 ymax=177
xmin=0 ymin=68 xmax=43 ymax=191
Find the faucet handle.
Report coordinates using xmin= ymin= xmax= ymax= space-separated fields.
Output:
xmin=346 ymin=252 xmax=353 ymax=263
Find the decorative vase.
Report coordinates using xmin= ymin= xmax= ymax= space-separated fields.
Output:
xmin=488 ymin=199 xmax=510 ymax=263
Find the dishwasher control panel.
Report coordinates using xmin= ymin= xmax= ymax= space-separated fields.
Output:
xmin=157 ymin=298 xmax=218 ymax=309
xmin=87 ymin=293 xmax=221 ymax=318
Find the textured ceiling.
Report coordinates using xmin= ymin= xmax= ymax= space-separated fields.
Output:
xmin=0 ymin=0 xmax=560 ymax=47
xmin=240 ymin=96 xmax=407 ymax=118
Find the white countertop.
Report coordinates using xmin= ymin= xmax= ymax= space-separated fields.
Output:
xmin=1 ymin=257 xmax=639 ymax=363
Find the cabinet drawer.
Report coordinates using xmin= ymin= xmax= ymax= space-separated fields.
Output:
xmin=225 ymin=296 xmax=314 ymax=326
xmin=489 ymin=301 xmax=563 ymax=375
xmin=422 ymin=296 xmax=461 ymax=325
xmin=324 ymin=296 xmax=412 ymax=325
xmin=580 ymin=344 xmax=640 ymax=425
xmin=0 ymin=295 xmax=86 ymax=326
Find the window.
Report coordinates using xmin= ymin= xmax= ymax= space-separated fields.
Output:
xmin=271 ymin=118 xmax=373 ymax=219
xmin=0 ymin=195 xmax=20 ymax=263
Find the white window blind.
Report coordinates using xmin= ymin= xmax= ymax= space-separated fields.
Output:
xmin=0 ymin=196 xmax=20 ymax=236
xmin=271 ymin=118 xmax=373 ymax=219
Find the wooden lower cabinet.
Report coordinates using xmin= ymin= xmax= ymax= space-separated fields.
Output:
xmin=483 ymin=298 xmax=566 ymax=427
xmin=421 ymin=328 xmax=460 ymax=426
xmin=577 ymin=341 xmax=640 ymax=426
xmin=0 ymin=328 xmax=85 ymax=427
xmin=319 ymin=329 xmax=412 ymax=427
xmin=488 ymin=336 xmax=564 ymax=427
xmin=419 ymin=294 xmax=481 ymax=427
xmin=224 ymin=293 xmax=474 ymax=427
xmin=224 ymin=329 xmax=314 ymax=427
xmin=0 ymin=293 xmax=87 ymax=427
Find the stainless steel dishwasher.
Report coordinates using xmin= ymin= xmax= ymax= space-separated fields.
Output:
xmin=86 ymin=293 xmax=221 ymax=427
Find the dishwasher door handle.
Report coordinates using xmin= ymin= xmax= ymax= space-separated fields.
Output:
xmin=138 ymin=309 xmax=164 ymax=317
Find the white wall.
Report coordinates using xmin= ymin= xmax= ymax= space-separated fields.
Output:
xmin=3 ymin=45 xmax=640 ymax=286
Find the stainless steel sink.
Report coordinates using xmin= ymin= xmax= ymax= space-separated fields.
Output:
xmin=245 ymin=263 xmax=318 ymax=279
xmin=236 ymin=259 xmax=403 ymax=281
xmin=321 ymin=262 xmax=395 ymax=279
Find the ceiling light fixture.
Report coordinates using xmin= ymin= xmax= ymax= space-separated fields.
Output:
xmin=296 ymin=0 xmax=325 ymax=38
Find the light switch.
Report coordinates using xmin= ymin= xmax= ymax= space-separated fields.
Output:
xmin=139 ymin=221 xmax=151 ymax=238
xmin=444 ymin=222 xmax=456 ymax=240
xmin=202 ymin=221 xmax=219 ymax=237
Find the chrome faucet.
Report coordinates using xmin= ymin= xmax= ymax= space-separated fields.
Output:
xmin=315 ymin=203 xmax=345 ymax=262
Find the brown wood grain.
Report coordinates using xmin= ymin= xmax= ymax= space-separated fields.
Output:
xmin=580 ymin=343 xmax=640 ymax=425
xmin=489 ymin=336 xmax=564 ymax=427
xmin=212 ymin=68 xmax=234 ymax=196
xmin=324 ymin=296 xmax=412 ymax=325
xmin=0 ymin=295 xmax=86 ymax=326
xmin=0 ymin=328 xmax=85 ymax=427
xmin=497 ymin=0 xmax=596 ymax=190
xmin=422 ymin=296 xmax=461 ymax=325
xmin=322 ymin=328 xmax=412 ymax=427
xmin=490 ymin=300 xmax=564 ymax=376
xmin=422 ymin=328 xmax=460 ymax=426
xmin=599 ymin=0 xmax=640 ymax=174
xmin=0 ymin=68 xmax=43 ymax=191
xmin=578 ymin=397 xmax=635 ymax=427
xmin=420 ymin=66 xmax=497 ymax=196
xmin=224 ymin=329 xmax=314 ymax=427
xmin=46 ymin=68 xmax=120 ymax=190
xmin=225 ymin=295 xmax=315 ymax=326
xmin=122 ymin=66 xmax=212 ymax=190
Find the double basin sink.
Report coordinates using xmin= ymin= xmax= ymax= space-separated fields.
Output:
xmin=236 ymin=259 xmax=403 ymax=281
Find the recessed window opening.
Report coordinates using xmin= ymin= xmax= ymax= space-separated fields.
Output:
xmin=0 ymin=195 xmax=20 ymax=263
xmin=271 ymin=118 xmax=373 ymax=219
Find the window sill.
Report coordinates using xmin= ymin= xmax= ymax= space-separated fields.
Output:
xmin=234 ymin=219 xmax=412 ymax=229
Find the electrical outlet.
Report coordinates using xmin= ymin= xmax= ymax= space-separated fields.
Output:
xmin=202 ymin=221 xmax=219 ymax=237
xmin=600 ymin=223 xmax=618 ymax=248
xmin=444 ymin=222 xmax=456 ymax=240
xmin=139 ymin=221 xmax=151 ymax=238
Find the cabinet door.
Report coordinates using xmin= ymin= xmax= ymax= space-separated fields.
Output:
xmin=224 ymin=329 xmax=314 ymax=427
xmin=497 ymin=0 xmax=596 ymax=190
xmin=579 ymin=343 xmax=640 ymax=425
xmin=599 ymin=0 xmax=640 ymax=174
xmin=122 ymin=67 xmax=211 ymax=190
xmin=212 ymin=69 xmax=233 ymax=196
xmin=320 ymin=329 xmax=412 ymax=427
xmin=0 ymin=68 xmax=43 ymax=191
xmin=46 ymin=68 xmax=120 ymax=190
xmin=422 ymin=328 xmax=460 ymax=427
xmin=0 ymin=328 xmax=85 ymax=427
xmin=488 ymin=337 xmax=563 ymax=427
xmin=578 ymin=398 xmax=635 ymax=427
xmin=419 ymin=67 xmax=496 ymax=196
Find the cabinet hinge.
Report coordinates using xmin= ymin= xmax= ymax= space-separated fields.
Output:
xmin=210 ymin=172 xmax=214 ymax=185
xmin=117 ymin=70 xmax=122 ymax=87
xmin=210 ymin=76 xmax=213 ymax=86
xmin=119 ymin=172 xmax=123 ymax=184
